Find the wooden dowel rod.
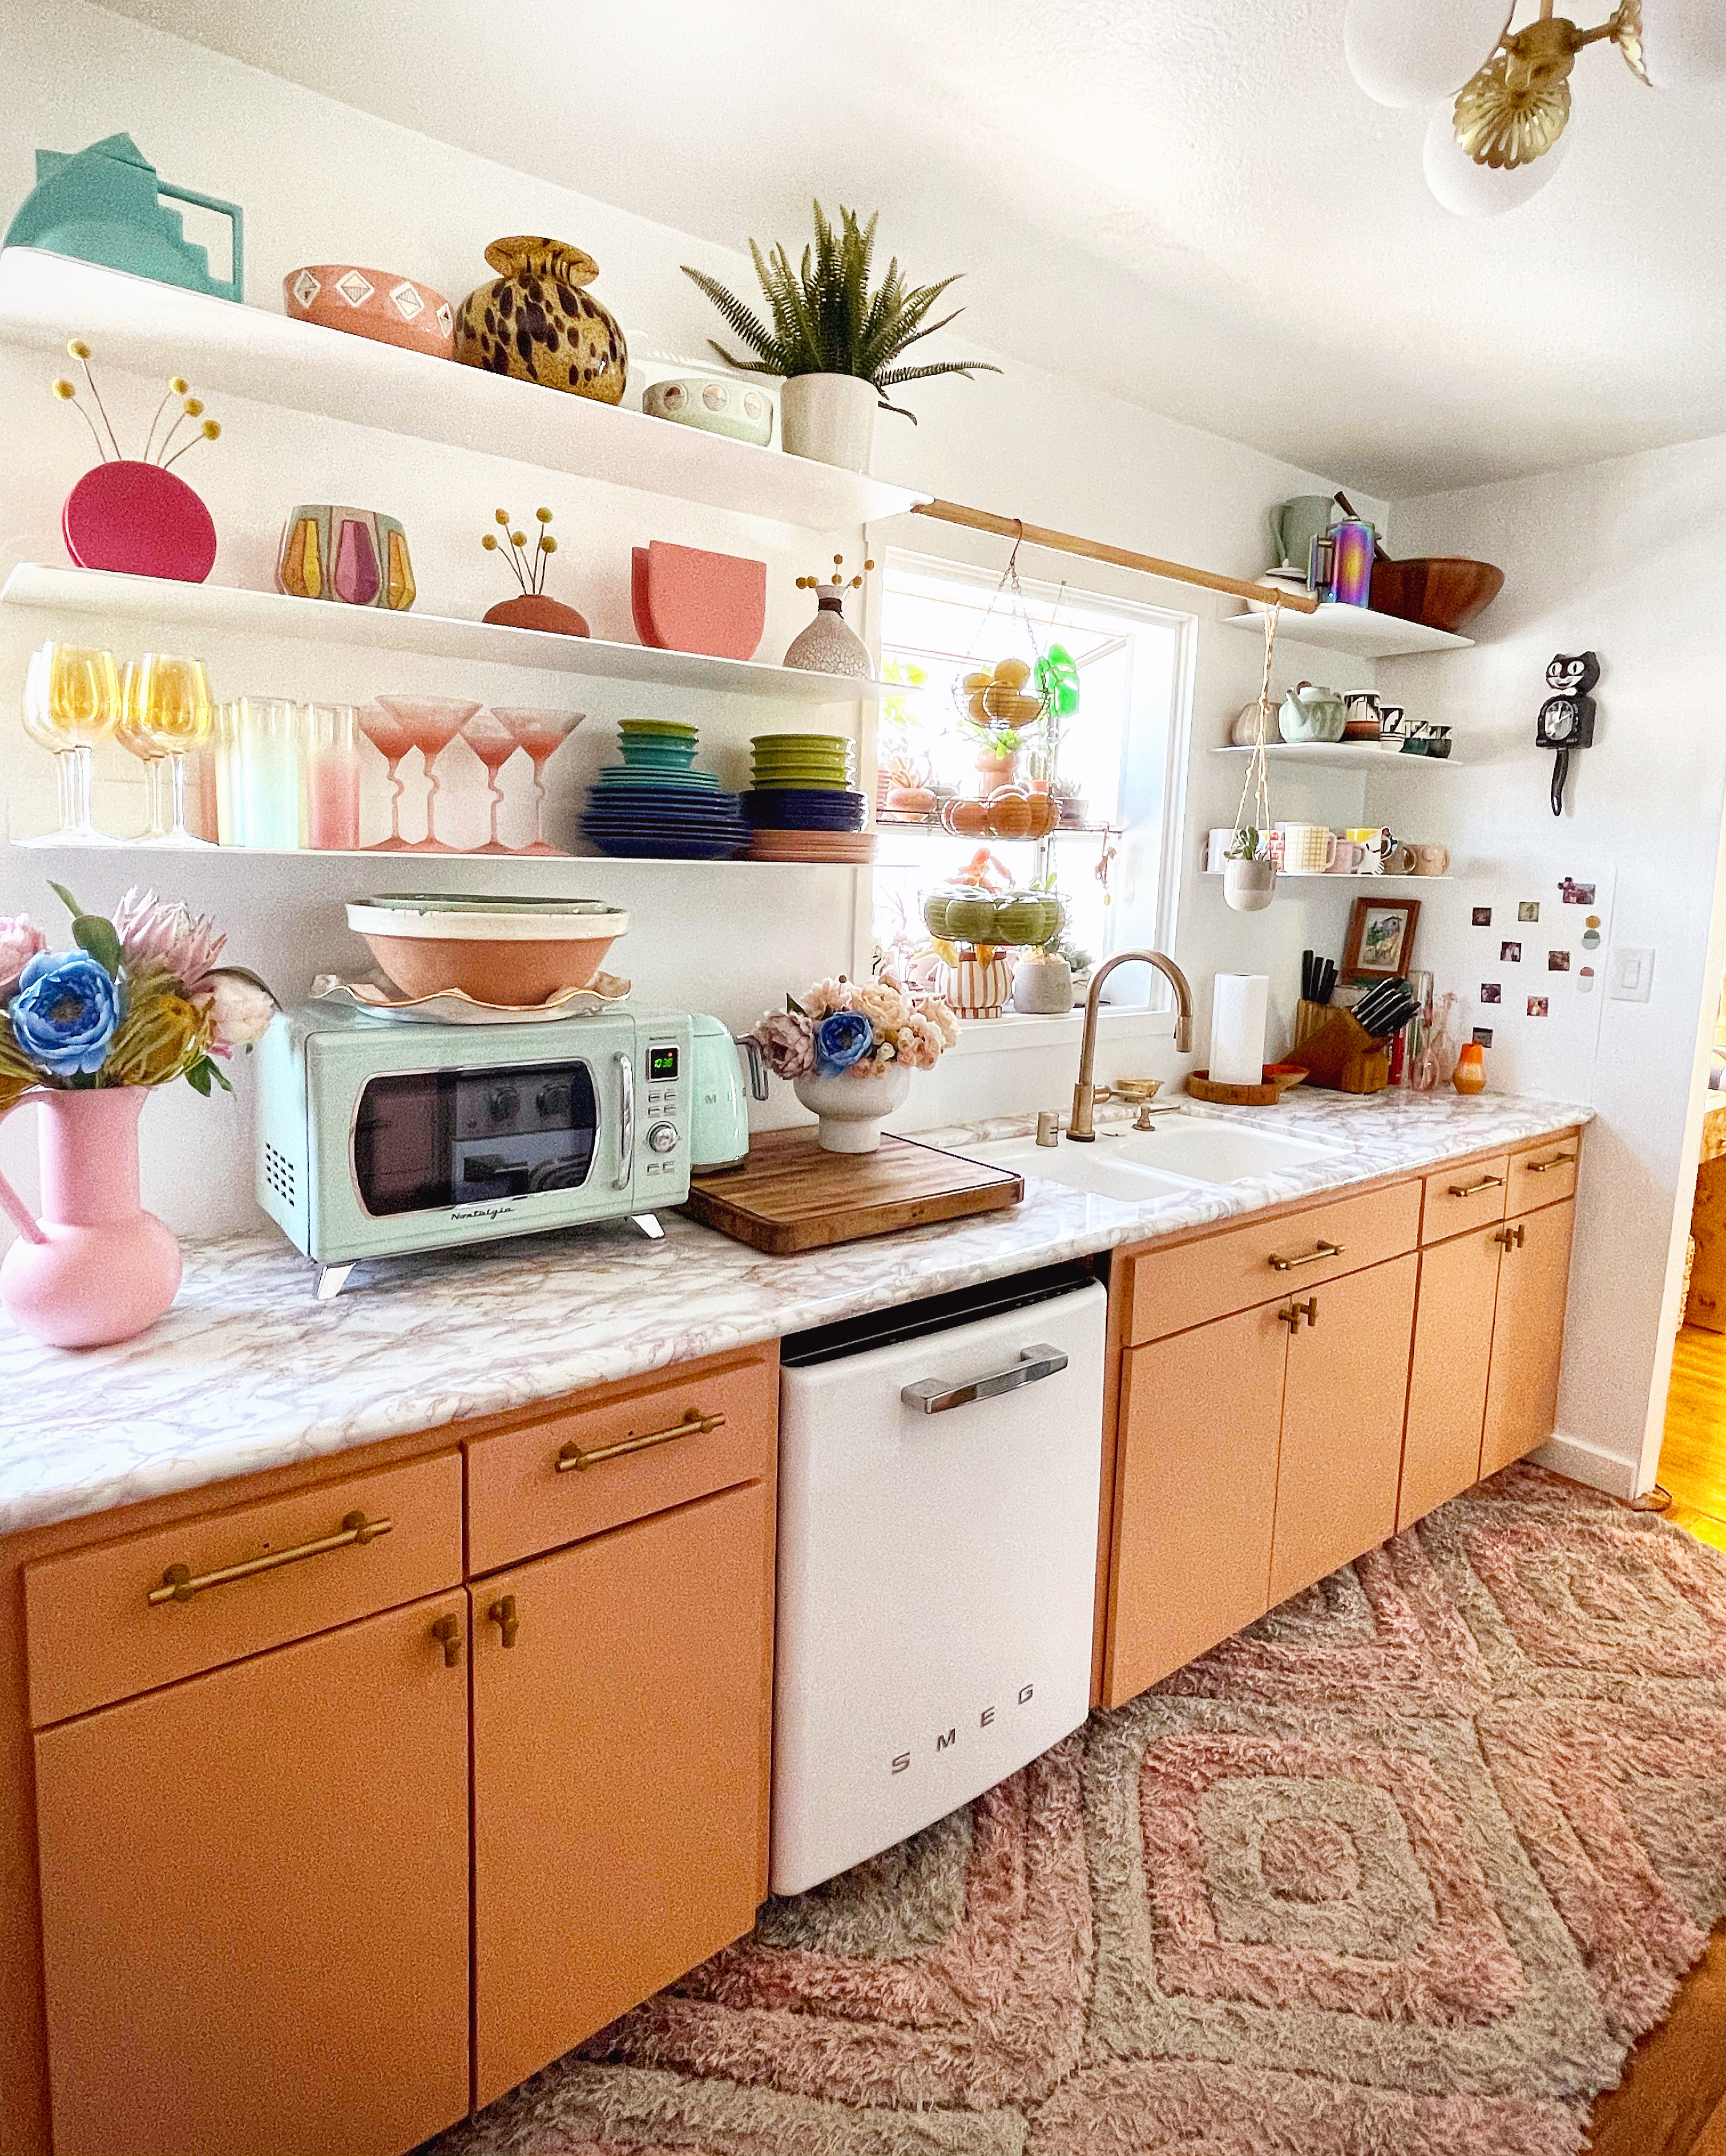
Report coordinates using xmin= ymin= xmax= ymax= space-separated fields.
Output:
xmin=908 ymin=497 xmax=1321 ymax=613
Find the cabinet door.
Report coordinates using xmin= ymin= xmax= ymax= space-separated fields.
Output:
xmin=34 ymin=1592 xmax=469 ymax=2156
xmin=1271 ymin=1253 xmax=1418 ymax=1606
xmin=1481 ymin=1198 xmax=1576 ymax=1477
xmin=473 ymin=1479 xmax=771 ymax=2108
xmin=1400 ymin=1228 xmax=1503 ymax=1529
xmin=1103 ymin=1303 xmax=1287 ymax=1707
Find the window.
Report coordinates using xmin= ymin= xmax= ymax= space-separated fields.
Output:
xmin=873 ymin=554 xmax=1192 ymax=986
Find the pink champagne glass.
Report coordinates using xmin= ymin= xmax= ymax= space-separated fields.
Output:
xmin=374 ymin=695 xmax=481 ymax=853
xmin=488 ymin=708 xmax=585 ymax=855
xmin=358 ymin=704 xmax=418 ymax=851
xmin=460 ymin=711 xmax=526 ymax=854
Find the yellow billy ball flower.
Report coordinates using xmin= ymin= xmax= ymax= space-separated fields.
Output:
xmin=183 ymin=397 xmax=204 ymax=417
xmin=201 ymin=419 xmax=220 ymax=439
xmin=539 ymin=535 xmax=558 ymax=553
xmin=494 ymin=507 xmax=510 ymax=526
xmin=482 ymin=532 xmax=499 ymax=551
xmin=535 ymin=506 xmax=553 ymax=523
xmin=510 ymin=531 xmax=526 ymax=547
xmin=51 ymin=378 xmax=75 ymax=399
xmin=170 ymin=376 xmax=189 ymax=394
xmin=66 ymin=337 xmax=90 ymax=359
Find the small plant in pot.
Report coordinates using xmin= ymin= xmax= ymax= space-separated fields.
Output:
xmin=1223 ymin=827 xmax=1277 ymax=913
xmin=683 ymin=203 xmax=998 ymax=472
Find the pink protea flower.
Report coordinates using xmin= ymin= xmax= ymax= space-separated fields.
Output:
xmin=0 ymin=916 xmax=47 ymax=999
xmin=112 ymin=888 xmax=227 ymax=997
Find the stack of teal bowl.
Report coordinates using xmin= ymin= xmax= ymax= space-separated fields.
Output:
xmin=580 ymin=721 xmax=748 ymax=859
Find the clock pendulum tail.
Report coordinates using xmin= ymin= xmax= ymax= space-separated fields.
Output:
xmin=1551 ymin=746 xmax=1570 ymax=817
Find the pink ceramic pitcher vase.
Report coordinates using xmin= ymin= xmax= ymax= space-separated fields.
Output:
xmin=0 ymin=1088 xmax=182 ymax=1348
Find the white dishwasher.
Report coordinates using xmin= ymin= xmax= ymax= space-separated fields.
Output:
xmin=772 ymin=1262 xmax=1107 ymax=1895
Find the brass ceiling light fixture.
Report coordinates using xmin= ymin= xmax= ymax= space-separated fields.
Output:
xmin=1344 ymin=0 xmax=1726 ymax=215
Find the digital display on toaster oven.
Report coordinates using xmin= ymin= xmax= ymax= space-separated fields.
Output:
xmin=353 ymin=1060 xmax=599 ymax=1218
xmin=648 ymin=1045 xmax=679 ymax=1080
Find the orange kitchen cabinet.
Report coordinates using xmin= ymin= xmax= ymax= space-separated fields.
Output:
xmin=1270 ymin=1252 xmax=1418 ymax=1605
xmin=1481 ymin=1198 xmax=1576 ymax=1477
xmin=471 ymin=1477 xmax=772 ymax=2109
xmin=1104 ymin=1302 xmax=1287 ymax=1705
xmin=33 ymin=1590 xmax=470 ymax=2156
xmin=1400 ymin=1226 xmax=1504 ymax=1529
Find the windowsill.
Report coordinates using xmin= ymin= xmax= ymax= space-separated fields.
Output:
xmin=947 ymin=1006 xmax=1177 ymax=1057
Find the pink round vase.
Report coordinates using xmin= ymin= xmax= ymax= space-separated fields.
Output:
xmin=62 ymin=461 xmax=218 ymax=583
xmin=0 ymin=1089 xmax=182 ymax=1348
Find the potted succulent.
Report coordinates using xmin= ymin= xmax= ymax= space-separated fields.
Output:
xmin=1223 ymin=827 xmax=1277 ymax=913
xmin=683 ymin=204 xmax=997 ymax=471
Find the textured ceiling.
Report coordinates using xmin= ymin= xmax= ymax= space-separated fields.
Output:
xmin=87 ymin=0 xmax=1726 ymax=496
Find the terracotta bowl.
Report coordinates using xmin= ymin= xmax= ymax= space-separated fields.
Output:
xmin=1370 ymin=556 xmax=1505 ymax=634
xmin=346 ymin=898 xmax=626 ymax=1003
xmin=284 ymin=265 xmax=454 ymax=359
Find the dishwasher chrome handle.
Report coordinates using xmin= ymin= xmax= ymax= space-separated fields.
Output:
xmin=901 ymin=1343 xmax=1068 ymax=1415
xmin=613 ymin=1051 xmax=634 ymax=1189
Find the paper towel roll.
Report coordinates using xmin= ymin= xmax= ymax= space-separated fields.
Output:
xmin=1211 ymin=974 xmax=1269 ymax=1086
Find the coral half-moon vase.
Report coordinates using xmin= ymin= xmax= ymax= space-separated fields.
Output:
xmin=63 ymin=461 xmax=217 ymax=583
xmin=0 ymin=1088 xmax=182 ymax=1348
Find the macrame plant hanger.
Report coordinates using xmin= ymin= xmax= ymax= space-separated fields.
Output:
xmin=1225 ymin=597 xmax=1281 ymax=911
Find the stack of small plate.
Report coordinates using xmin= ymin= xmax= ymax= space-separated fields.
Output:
xmin=580 ymin=721 xmax=748 ymax=859
xmin=744 ymin=732 xmax=871 ymax=861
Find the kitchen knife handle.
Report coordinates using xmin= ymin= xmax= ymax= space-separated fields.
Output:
xmin=614 ymin=1050 xmax=634 ymax=1189
xmin=901 ymin=1343 xmax=1069 ymax=1415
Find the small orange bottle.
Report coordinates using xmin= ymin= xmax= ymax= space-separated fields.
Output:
xmin=1453 ymin=1039 xmax=1486 ymax=1096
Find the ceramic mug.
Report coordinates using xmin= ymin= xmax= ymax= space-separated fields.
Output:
xmin=1412 ymin=842 xmax=1450 ymax=876
xmin=1382 ymin=842 xmax=1417 ymax=874
xmin=1275 ymin=820 xmax=1337 ymax=875
xmin=1326 ymin=838 xmax=1368 ymax=874
xmin=1377 ymin=705 xmax=1405 ymax=741
xmin=1205 ymin=827 xmax=1236 ymax=873
xmin=1345 ymin=826 xmax=1390 ymax=873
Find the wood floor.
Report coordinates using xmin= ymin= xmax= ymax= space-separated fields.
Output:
xmin=1660 ymin=1324 xmax=1726 ymax=1551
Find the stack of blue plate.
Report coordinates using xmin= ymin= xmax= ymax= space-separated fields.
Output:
xmin=582 ymin=722 xmax=748 ymax=858
xmin=740 ymin=788 xmax=868 ymax=832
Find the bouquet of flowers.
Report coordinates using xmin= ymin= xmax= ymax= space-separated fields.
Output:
xmin=0 ymin=884 xmax=277 ymax=1115
xmin=749 ymin=974 xmax=959 ymax=1083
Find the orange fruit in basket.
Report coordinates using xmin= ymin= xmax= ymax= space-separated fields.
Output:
xmin=991 ymin=656 xmax=1032 ymax=689
xmin=987 ymin=786 xmax=1034 ymax=840
xmin=942 ymin=797 xmax=989 ymax=836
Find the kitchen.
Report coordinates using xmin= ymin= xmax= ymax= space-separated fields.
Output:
xmin=1 ymin=5 xmax=1724 ymax=2155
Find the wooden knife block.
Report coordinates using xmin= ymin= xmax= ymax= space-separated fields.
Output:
xmin=1292 ymin=1001 xmax=1390 ymax=1094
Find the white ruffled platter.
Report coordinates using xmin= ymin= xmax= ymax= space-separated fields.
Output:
xmin=310 ymin=972 xmax=632 ymax=1025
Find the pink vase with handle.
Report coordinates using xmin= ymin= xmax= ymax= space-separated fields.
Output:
xmin=0 ymin=1089 xmax=182 ymax=1348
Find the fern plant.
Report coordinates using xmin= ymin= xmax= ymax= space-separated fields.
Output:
xmin=682 ymin=203 xmax=997 ymax=422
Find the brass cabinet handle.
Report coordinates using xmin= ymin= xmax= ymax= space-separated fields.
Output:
xmin=1279 ymin=1297 xmax=1318 ymax=1333
xmin=1269 ymin=1240 xmax=1344 ymax=1273
xmin=147 ymin=1509 xmax=393 ymax=1606
xmin=1447 ymin=1174 xmax=1505 ymax=1197
xmin=1523 ymin=1151 xmax=1576 ymax=1174
xmin=430 ymin=1613 xmax=462 ymax=1668
xmin=487 ymin=1594 xmax=519 ymax=1648
xmin=1495 ymin=1223 xmax=1526 ymax=1250
xmin=556 ymin=1408 xmax=725 ymax=1472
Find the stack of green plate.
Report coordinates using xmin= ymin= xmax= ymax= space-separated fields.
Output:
xmin=618 ymin=720 xmax=700 ymax=773
xmin=749 ymin=732 xmax=853 ymax=793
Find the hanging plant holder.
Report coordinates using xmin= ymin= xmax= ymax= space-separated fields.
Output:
xmin=1224 ymin=599 xmax=1283 ymax=914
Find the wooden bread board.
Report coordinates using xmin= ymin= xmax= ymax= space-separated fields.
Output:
xmin=681 ymin=1128 xmax=1024 ymax=1255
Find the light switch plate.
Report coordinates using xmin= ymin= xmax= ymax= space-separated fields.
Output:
xmin=1608 ymin=946 xmax=1655 ymax=1002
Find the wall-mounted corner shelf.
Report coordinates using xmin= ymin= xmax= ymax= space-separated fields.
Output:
xmin=1 ymin=564 xmax=882 ymax=704
xmin=1200 ymin=870 xmax=1456 ymax=890
xmin=0 ymin=247 xmax=929 ymax=532
xmin=1223 ymin=604 xmax=1473 ymax=660
xmin=1211 ymin=743 xmax=1460 ymax=771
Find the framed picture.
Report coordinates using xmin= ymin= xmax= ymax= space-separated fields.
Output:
xmin=1342 ymin=895 xmax=1420 ymax=980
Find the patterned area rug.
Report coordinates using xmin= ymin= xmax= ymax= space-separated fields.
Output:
xmin=428 ymin=1467 xmax=1726 ymax=2156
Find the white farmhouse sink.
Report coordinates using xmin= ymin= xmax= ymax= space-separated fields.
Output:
xmin=962 ymin=1137 xmax=1197 ymax=1204
xmin=1100 ymin=1119 xmax=1343 ymax=1184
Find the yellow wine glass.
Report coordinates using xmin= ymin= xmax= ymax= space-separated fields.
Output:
xmin=19 ymin=641 xmax=122 ymax=847
xmin=124 ymin=653 xmax=215 ymax=849
xmin=116 ymin=660 xmax=171 ymax=842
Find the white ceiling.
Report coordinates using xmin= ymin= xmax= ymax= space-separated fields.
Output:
xmin=91 ymin=0 xmax=1726 ymax=498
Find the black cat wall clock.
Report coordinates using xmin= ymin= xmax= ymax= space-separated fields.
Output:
xmin=1536 ymin=651 xmax=1598 ymax=815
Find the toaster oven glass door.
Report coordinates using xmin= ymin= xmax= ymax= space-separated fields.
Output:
xmin=353 ymin=1059 xmax=600 ymax=1218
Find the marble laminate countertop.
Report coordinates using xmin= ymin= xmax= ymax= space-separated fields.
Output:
xmin=0 ymin=1089 xmax=1590 ymax=1538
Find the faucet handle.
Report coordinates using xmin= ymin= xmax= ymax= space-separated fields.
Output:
xmin=1036 ymin=1111 xmax=1062 ymax=1147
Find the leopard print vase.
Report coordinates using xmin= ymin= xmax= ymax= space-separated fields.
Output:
xmin=453 ymin=236 xmax=628 ymax=404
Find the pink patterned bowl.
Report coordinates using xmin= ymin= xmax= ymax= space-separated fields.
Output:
xmin=284 ymin=265 xmax=455 ymax=359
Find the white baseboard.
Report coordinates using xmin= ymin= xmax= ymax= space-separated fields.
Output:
xmin=1531 ymin=1430 xmax=1641 ymax=1500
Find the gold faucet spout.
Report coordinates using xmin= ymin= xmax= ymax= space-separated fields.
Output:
xmin=1068 ymin=948 xmax=1193 ymax=1141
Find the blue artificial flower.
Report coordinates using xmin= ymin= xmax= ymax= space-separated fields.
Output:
xmin=814 ymin=1008 xmax=874 ymax=1079
xmin=9 ymin=951 xmax=124 ymax=1080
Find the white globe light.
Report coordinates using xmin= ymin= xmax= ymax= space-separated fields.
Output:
xmin=1345 ymin=0 xmax=1513 ymax=108
xmin=1640 ymin=0 xmax=1726 ymax=88
xmin=1422 ymin=103 xmax=1569 ymax=216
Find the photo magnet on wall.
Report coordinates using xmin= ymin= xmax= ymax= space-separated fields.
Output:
xmin=1473 ymin=1027 xmax=1494 ymax=1046
xmin=1472 ymin=907 xmax=1493 ymax=927
xmin=1501 ymin=942 xmax=1522 ymax=963
xmin=1548 ymin=951 xmax=1570 ymax=972
xmin=1480 ymin=983 xmax=1501 ymax=1004
xmin=1518 ymin=901 xmax=1540 ymax=922
xmin=1560 ymin=878 xmax=1596 ymax=905
xmin=1527 ymin=996 xmax=1549 ymax=1018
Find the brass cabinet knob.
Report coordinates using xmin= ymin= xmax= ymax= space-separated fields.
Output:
xmin=487 ymin=1594 xmax=520 ymax=1648
xmin=430 ymin=1613 xmax=463 ymax=1668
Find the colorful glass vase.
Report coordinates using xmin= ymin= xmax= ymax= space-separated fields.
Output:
xmin=277 ymin=505 xmax=415 ymax=611
xmin=453 ymin=237 xmax=627 ymax=403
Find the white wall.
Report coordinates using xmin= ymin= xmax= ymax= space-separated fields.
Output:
xmin=1379 ymin=434 xmax=1726 ymax=1496
xmin=0 ymin=0 xmax=1377 ymax=1245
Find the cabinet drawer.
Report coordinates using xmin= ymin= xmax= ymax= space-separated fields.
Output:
xmin=1509 ymin=1134 xmax=1580 ymax=1212
xmin=1422 ymin=1153 xmax=1510 ymax=1242
xmin=25 ymin=1452 xmax=462 ymax=1727
xmin=1126 ymin=1180 xmax=1421 ymax=1343
xmin=466 ymin=1344 xmax=777 ymax=1575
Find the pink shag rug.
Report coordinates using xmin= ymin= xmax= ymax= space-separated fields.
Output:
xmin=424 ymin=1466 xmax=1726 ymax=2156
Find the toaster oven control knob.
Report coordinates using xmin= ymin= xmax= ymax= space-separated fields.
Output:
xmin=646 ymin=1121 xmax=679 ymax=1155
xmin=486 ymin=1085 xmax=520 ymax=1124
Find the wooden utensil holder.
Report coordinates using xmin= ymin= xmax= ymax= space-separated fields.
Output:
xmin=1291 ymin=1004 xmax=1390 ymax=1094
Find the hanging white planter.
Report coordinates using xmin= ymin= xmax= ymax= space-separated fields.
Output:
xmin=1224 ymin=858 xmax=1277 ymax=912
xmin=1225 ymin=601 xmax=1285 ymax=914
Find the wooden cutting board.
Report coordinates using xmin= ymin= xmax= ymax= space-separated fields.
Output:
xmin=681 ymin=1129 xmax=1024 ymax=1256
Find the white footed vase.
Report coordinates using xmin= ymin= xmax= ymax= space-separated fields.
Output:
xmin=780 ymin=373 xmax=878 ymax=471
xmin=792 ymin=1065 xmax=911 ymax=1153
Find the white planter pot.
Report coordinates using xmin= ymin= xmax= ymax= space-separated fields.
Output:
xmin=792 ymin=1064 xmax=912 ymax=1153
xmin=1224 ymin=858 xmax=1277 ymax=913
xmin=780 ymin=373 xmax=878 ymax=472
xmin=1012 ymin=953 xmax=1075 ymax=1014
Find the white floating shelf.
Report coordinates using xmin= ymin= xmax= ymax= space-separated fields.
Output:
xmin=0 ymin=248 xmax=929 ymax=531
xmin=1211 ymin=743 xmax=1458 ymax=770
xmin=1223 ymin=604 xmax=1473 ymax=659
xmin=1201 ymin=870 xmax=1455 ymax=886
xmin=7 ymin=839 xmax=867 ymax=867
xmin=1 ymin=563 xmax=881 ymax=704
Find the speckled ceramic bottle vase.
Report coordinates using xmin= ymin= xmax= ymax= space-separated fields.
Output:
xmin=783 ymin=590 xmax=872 ymax=676
xmin=0 ymin=1088 xmax=182 ymax=1347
